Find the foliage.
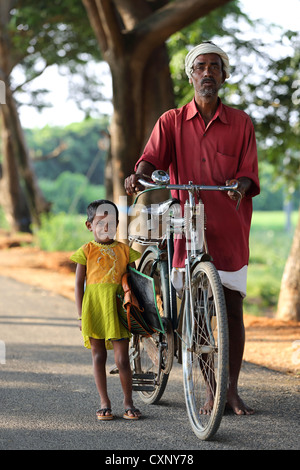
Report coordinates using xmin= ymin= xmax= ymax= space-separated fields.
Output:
xmin=251 ymin=35 xmax=300 ymax=194
xmin=24 ymin=117 xmax=109 ymax=184
xmin=168 ymin=2 xmax=299 ymax=194
xmin=8 ymin=0 xmax=104 ymax=113
xmin=252 ymin=161 xmax=299 ymax=211
xmin=39 ymin=171 xmax=105 ymax=214
xmin=34 ymin=212 xmax=92 ymax=251
xmin=245 ymin=211 xmax=299 ymax=315
xmin=168 ymin=1 xmax=256 ymax=107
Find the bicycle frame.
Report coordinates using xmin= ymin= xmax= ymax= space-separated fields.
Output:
xmin=129 ymin=173 xmax=239 ymax=335
xmin=129 ymin=171 xmax=239 ymax=438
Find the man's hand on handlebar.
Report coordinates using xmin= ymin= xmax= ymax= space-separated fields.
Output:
xmin=124 ymin=173 xmax=149 ymax=195
xmin=124 ymin=162 xmax=156 ymax=195
xmin=226 ymin=177 xmax=252 ymax=201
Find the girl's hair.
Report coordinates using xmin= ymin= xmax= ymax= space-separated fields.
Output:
xmin=86 ymin=199 xmax=119 ymax=223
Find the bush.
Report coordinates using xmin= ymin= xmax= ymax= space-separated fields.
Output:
xmin=40 ymin=171 xmax=105 ymax=214
xmin=34 ymin=212 xmax=93 ymax=251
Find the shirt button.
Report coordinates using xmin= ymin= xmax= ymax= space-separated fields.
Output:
xmin=202 ymin=158 xmax=206 ymax=162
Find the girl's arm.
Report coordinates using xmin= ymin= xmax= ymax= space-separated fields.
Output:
xmin=74 ymin=263 xmax=86 ymax=326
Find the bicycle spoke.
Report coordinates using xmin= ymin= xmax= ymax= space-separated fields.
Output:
xmin=130 ymin=248 xmax=173 ymax=404
xmin=182 ymin=262 xmax=228 ymax=440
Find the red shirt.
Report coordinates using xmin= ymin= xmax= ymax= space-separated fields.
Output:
xmin=135 ymin=99 xmax=260 ymax=271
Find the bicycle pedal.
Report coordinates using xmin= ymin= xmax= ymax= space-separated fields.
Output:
xmin=132 ymin=373 xmax=156 ymax=391
xmin=132 ymin=372 xmax=156 ymax=381
xmin=132 ymin=384 xmax=156 ymax=391
xmin=109 ymin=364 xmax=119 ymax=374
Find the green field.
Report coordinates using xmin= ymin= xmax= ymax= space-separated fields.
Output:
xmin=246 ymin=210 xmax=298 ymax=316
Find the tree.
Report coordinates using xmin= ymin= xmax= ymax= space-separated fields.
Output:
xmin=244 ymin=32 xmax=300 ymax=321
xmin=0 ymin=0 xmax=102 ymax=231
xmin=277 ymin=214 xmax=300 ymax=321
xmin=82 ymin=1 xmax=300 ymax=320
xmin=169 ymin=18 xmax=300 ymax=321
xmin=82 ymin=0 xmax=232 ymax=202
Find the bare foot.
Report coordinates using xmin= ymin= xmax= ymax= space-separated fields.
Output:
xmin=199 ymin=393 xmax=214 ymax=415
xmin=199 ymin=402 xmax=213 ymax=415
xmin=226 ymin=393 xmax=254 ymax=415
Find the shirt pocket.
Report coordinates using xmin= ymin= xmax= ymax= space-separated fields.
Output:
xmin=213 ymin=151 xmax=237 ymax=184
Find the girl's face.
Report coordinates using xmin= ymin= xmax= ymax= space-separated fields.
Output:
xmin=86 ymin=210 xmax=118 ymax=244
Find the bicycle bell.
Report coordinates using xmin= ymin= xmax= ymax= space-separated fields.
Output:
xmin=151 ymin=170 xmax=170 ymax=185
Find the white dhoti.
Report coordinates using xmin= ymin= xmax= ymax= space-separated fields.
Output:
xmin=171 ymin=266 xmax=247 ymax=299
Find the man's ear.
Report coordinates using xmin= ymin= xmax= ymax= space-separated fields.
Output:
xmin=85 ymin=220 xmax=93 ymax=231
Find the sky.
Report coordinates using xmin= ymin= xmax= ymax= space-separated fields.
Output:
xmin=15 ymin=0 xmax=300 ymax=129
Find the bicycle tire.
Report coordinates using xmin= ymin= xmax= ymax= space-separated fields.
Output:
xmin=182 ymin=261 xmax=229 ymax=440
xmin=130 ymin=247 xmax=174 ymax=404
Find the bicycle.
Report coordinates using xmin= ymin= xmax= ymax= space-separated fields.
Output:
xmin=127 ymin=170 xmax=240 ymax=440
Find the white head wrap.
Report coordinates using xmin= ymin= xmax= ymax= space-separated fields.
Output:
xmin=185 ymin=43 xmax=230 ymax=79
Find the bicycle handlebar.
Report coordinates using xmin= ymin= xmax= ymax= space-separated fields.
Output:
xmin=137 ymin=178 xmax=239 ymax=192
xmin=136 ymin=172 xmax=241 ymax=210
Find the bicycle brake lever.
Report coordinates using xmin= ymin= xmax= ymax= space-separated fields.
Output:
xmin=235 ymin=191 xmax=242 ymax=211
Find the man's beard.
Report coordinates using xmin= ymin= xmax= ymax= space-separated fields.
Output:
xmin=198 ymin=78 xmax=219 ymax=97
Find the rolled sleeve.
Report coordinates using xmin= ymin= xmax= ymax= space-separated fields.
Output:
xmin=135 ymin=111 xmax=174 ymax=172
xmin=235 ymin=118 xmax=260 ymax=198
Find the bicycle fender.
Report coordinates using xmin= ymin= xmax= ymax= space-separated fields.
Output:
xmin=191 ymin=253 xmax=213 ymax=271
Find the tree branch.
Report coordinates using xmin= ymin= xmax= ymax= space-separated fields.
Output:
xmin=30 ymin=142 xmax=68 ymax=162
xmin=82 ymin=0 xmax=125 ymax=59
xmin=131 ymin=0 xmax=233 ymax=59
xmin=95 ymin=0 xmax=124 ymax=58
xmin=11 ymin=63 xmax=49 ymax=94
xmin=82 ymin=0 xmax=108 ymax=53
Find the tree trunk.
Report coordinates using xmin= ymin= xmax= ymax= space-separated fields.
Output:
xmin=109 ymin=43 xmax=174 ymax=202
xmin=0 ymin=83 xmax=51 ymax=230
xmin=276 ymin=206 xmax=300 ymax=321
xmin=0 ymin=116 xmax=31 ymax=232
xmin=82 ymin=0 xmax=231 ymax=204
xmin=0 ymin=0 xmax=50 ymax=232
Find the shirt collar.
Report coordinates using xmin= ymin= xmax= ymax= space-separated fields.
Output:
xmin=186 ymin=98 xmax=229 ymax=125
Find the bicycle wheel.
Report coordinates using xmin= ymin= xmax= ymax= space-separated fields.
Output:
xmin=182 ymin=261 xmax=229 ymax=440
xmin=130 ymin=247 xmax=174 ymax=404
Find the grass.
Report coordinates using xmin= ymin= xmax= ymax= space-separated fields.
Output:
xmin=33 ymin=212 xmax=91 ymax=251
xmin=245 ymin=210 xmax=298 ymax=316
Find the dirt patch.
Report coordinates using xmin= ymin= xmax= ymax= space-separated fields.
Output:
xmin=0 ymin=230 xmax=299 ymax=376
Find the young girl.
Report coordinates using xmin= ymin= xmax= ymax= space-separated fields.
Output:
xmin=70 ymin=199 xmax=141 ymax=420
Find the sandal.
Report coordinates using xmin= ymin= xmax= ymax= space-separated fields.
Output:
xmin=96 ymin=408 xmax=114 ymax=421
xmin=123 ymin=407 xmax=141 ymax=420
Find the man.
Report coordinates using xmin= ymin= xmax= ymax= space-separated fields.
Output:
xmin=125 ymin=42 xmax=260 ymax=415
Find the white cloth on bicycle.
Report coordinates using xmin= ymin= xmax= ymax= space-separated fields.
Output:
xmin=171 ymin=266 xmax=247 ymax=299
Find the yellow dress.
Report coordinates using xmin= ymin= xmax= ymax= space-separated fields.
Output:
xmin=70 ymin=240 xmax=141 ymax=349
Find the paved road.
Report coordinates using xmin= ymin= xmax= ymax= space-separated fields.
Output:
xmin=0 ymin=275 xmax=299 ymax=453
